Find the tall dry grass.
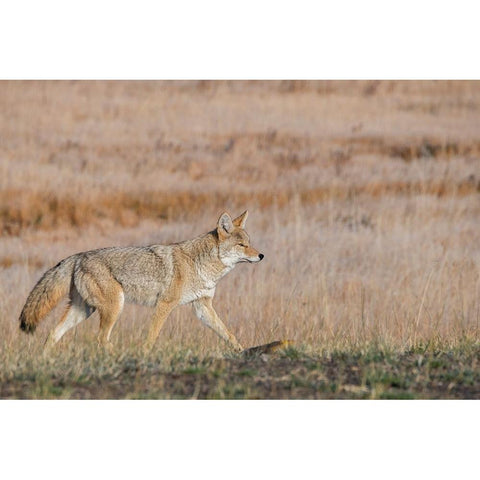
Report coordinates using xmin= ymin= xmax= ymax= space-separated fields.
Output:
xmin=0 ymin=80 xmax=479 ymax=361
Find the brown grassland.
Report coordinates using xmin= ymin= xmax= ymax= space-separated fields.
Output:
xmin=1 ymin=80 xmax=479 ymax=398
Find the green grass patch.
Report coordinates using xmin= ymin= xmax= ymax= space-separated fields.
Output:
xmin=1 ymin=341 xmax=479 ymax=399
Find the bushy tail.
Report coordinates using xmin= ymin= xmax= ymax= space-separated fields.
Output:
xmin=19 ymin=255 xmax=77 ymax=334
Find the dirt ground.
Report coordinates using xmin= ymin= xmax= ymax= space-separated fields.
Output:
xmin=1 ymin=344 xmax=479 ymax=399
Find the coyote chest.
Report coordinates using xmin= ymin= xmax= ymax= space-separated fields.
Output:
xmin=179 ymin=266 xmax=223 ymax=305
xmin=179 ymin=286 xmax=216 ymax=305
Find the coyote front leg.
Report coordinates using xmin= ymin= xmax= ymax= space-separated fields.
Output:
xmin=144 ymin=300 xmax=177 ymax=350
xmin=193 ymin=297 xmax=243 ymax=352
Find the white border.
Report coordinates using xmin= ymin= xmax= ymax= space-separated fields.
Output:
xmin=2 ymin=401 xmax=478 ymax=479
xmin=1 ymin=0 xmax=479 ymax=78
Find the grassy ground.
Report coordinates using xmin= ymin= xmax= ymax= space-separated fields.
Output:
xmin=1 ymin=80 xmax=479 ymax=399
xmin=2 ymin=341 xmax=479 ymax=399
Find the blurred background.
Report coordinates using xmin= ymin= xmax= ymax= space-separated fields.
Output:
xmin=1 ymin=80 xmax=479 ymax=352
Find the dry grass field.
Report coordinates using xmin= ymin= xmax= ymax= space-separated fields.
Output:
xmin=1 ymin=80 xmax=479 ymax=398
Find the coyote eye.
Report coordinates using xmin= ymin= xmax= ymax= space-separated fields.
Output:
xmin=239 ymin=243 xmax=248 ymax=248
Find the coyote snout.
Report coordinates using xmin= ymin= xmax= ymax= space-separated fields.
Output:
xmin=245 ymin=252 xmax=264 ymax=263
xmin=251 ymin=254 xmax=264 ymax=262
xmin=19 ymin=210 xmax=263 ymax=353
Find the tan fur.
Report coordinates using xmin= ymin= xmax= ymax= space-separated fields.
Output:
xmin=242 ymin=340 xmax=294 ymax=357
xmin=19 ymin=255 xmax=77 ymax=333
xmin=19 ymin=211 xmax=264 ymax=352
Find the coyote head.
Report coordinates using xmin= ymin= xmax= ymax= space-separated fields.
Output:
xmin=216 ymin=211 xmax=264 ymax=267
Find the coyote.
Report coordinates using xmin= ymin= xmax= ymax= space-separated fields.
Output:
xmin=19 ymin=211 xmax=263 ymax=351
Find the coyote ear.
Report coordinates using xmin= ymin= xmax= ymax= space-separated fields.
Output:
xmin=232 ymin=210 xmax=248 ymax=228
xmin=217 ymin=212 xmax=234 ymax=238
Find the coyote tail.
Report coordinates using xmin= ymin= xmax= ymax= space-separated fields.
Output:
xmin=19 ymin=255 xmax=77 ymax=334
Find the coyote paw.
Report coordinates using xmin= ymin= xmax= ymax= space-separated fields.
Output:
xmin=97 ymin=338 xmax=115 ymax=353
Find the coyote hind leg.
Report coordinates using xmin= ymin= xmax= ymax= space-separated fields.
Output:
xmin=44 ymin=287 xmax=94 ymax=351
xmin=96 ymin=288 xmax=125 ymax=348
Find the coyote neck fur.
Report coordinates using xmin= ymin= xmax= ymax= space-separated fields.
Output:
xmin=176 ymin=230 xmax=232 ymax=284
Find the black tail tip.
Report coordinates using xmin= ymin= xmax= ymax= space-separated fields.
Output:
xmin=20 ymin=319 xmax=36 ymax=334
